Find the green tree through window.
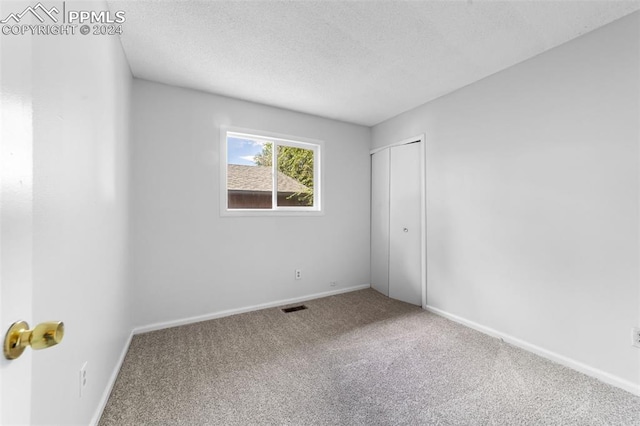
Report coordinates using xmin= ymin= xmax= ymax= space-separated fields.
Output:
xmin=254 ymin=143 xmax=314 ymax=205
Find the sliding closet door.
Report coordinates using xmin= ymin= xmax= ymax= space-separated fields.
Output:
xmin=370 ymin=149 xmax=390 ymax=296
xmin=389 ymin=142 xmax=422 ymax=305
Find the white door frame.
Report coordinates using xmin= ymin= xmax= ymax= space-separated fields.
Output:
xmin=370 ymin=134 xmax=426 ymax=308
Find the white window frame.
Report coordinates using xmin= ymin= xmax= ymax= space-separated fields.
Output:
xmin=220 ymin=126 xmax=323 ymax=216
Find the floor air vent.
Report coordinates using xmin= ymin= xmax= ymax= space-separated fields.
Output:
xmin=281 ymin=305 xmax=308 ymax=313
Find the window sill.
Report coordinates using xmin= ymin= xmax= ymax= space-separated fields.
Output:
xmin=220 ymin=209 xmax=324 ymax=217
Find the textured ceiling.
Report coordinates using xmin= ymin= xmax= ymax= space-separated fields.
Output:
xmin=109 ymin=1 xmax=640 ymax=126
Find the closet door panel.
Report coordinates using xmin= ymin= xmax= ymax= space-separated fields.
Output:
xmin=370 ymin=149 xmax=390 ymax=296
xmin=389 ymin=142 xmax=422 ymax=305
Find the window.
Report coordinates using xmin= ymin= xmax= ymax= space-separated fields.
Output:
xmin=221 ymin=128 xmax=322 ymax=215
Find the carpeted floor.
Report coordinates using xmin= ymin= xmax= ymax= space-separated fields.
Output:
xmin=99 ymin=289 xmax=640 ymax=425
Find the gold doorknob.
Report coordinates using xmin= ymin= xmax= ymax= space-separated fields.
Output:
xmin=3 ymin=320 xmax=64 ymax=360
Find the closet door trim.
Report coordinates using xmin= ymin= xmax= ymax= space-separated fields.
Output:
xmin=370 ymin=134 xmax=424 ymax=155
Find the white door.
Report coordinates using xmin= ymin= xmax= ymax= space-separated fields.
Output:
xmin=0 ymin=16 xmax=34 ymax=425
xmin=389 ymin=142 xmax=422 ymax=305
xmin=370 ymin=149 xmax=390 ymax=296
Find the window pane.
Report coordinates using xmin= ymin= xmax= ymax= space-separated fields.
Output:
xmin=227 ymin=136 xmax=273 ymax=209
xmin=276 ymin=145 xmax=314 ymax=207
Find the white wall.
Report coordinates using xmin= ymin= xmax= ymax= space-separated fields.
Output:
xmin=131 ymin=80 xmax=371 ymax=328
xmin=373 ymin=12 xmax=640 ymax=391
xmin=28 ymin=2 xmax=134 ymax=424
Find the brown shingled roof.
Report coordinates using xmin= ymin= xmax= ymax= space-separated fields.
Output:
xmin=227 ymin=164 xmax=309 ymax=193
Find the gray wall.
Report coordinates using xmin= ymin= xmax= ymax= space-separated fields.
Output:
xmin=30 ymin=11 xmax=134 ymax=426
xmin=373 ymin=12 xmax=640 ymax=391
xmin=131 ymin=80 xmax=371 ymax=328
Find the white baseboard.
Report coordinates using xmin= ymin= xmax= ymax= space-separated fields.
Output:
xmin=425 ymin=305 xmax=640 ymax=397
xmin=90 ymin=329 xmax=134 ymax=426
xmin=133 ymin=284 xmax=371 ymax=335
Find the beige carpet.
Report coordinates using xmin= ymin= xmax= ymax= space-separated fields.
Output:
xmin=99 ymin=289 xmax=640 ymax=425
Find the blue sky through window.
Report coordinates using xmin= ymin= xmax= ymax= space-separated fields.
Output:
xmin=227 ymin=136 xmax=267 ymax=166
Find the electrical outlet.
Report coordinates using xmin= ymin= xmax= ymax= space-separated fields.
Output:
xmin=329 ymin=281 xmax=337 ymax=287
xmin=79 ymin=362 xmax=88 ymax=398
xmin=632 ymin=327 xmax=640 ymax=348
xmin=295 ymin=269 xmax=302 ymax=280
